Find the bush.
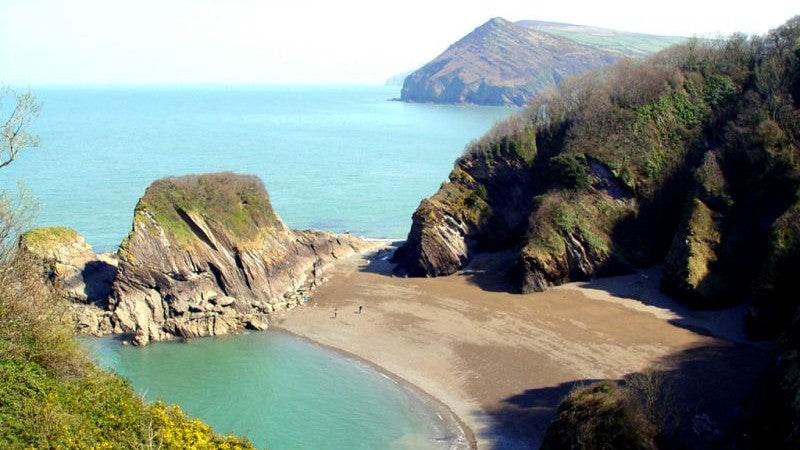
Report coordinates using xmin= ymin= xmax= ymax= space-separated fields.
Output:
xmin=541 ymin=382 xmax=658 ymax=450
xmin=548 ymin=153 xmax=590 ymax=190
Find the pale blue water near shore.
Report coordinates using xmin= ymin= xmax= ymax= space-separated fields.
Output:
xmin=1 ymin=85 xmax=514 ymax=251
xmin=85 ymin=332 xmax=465 ymax=450
xmin=9 ymin=85 xmax=516 ymax=448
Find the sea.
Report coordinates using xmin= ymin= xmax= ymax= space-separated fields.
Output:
xmin=2 ymin=85 xmax=516 ymax=449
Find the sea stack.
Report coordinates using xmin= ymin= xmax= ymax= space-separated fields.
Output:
xmin=110 ymin=172 xmax=375 ymax=345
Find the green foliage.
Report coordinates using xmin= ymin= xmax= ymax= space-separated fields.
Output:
xmin=0 ymin=358 xmax=254 ymax=449
xmin=435 ymin=168 xmax=493 ymax=228
xmin=128 ymin=172 xmax=282 ymax=250
xmin=541 ymin=382 xmax=657 ymax=450
xmin=0 ymin=256 xmax=255 ymax=448
xmin=523 ymin=192 xmax=633 ymax=265
xmin=702 ymin=74 xmax=738 ymax=106
xmin=548 ymin=153 xmax=590 ymax=191
xmin=18 ymin=226 xmax=82 ymax=260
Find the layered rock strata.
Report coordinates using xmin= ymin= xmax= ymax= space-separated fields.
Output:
xmin=110 ymin=173 xmax=375 ymax=345
xmin=21 ymin=173 xmax=375 ymax=345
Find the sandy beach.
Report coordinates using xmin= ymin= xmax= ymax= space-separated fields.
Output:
xmin=274 ymin=244 xmax=771 ymax=449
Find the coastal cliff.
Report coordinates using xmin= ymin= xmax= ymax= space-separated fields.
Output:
xmin=23 ymin=173 xmax=375 ymax=345
xmin=397 ymin=18 xmax=800 ymax=449
xmin=400 ymin=18 xmax=619 ymax=106
xmin=395 ymin=17 xmax=800 ymax=329
xmin=110 ymin=173 xmax=375 ymax=345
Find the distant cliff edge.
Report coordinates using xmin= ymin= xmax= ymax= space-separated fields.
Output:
xmin=400 ymin=17 xmax=683 ymax=106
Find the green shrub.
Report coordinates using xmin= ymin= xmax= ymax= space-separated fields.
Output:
xmin=541 ymin=382 xmax=657 ymax=450
xmin=0 ymin=256 xmax=255 ymax=449
xmin=548 ymin=153 xmax=590 ymax=191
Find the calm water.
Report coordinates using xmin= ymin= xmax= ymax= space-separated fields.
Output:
xmin=1 ymin=85 xmax=514 ymax=251
xmin=9 ymin=85 xmax=515 ymax=448
xmin=85 ymin=332 xmax=466 ymax=450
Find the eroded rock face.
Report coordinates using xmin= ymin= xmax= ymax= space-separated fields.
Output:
xmin=18 ymin=226 xmax=117 ymax=335
xmin=110 ymin=173 xmax=375 ymax=345
xmin=391 ymin=137 xmax=537 ymax=277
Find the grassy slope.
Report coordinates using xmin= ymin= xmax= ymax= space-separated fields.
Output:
xmin=519 ymin=21 xmax=686 ymax=57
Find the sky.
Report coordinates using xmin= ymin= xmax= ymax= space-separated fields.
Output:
xmin=1 ymin=0 xmax=797 ymax=85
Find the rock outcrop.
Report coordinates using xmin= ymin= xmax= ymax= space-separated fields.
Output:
xmin=18 ymin=226 xmax=117 ymax=335
xmin=392 ymin=131 xmax=538 ymax=276
xmin=110 ymin=173 xmax=375 ymax=345
xmin=20 ymin=174 xmax=376 ymax=345
xmin=400 ymin=18 xmax=619 ymax=106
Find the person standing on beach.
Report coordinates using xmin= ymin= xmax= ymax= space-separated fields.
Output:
xmin=333 ymin=307 xmax=337 ymax=319
xmin=358 ymin=305 xmax=363 ymax=314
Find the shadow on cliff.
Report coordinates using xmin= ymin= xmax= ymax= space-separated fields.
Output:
xmin=358 ymin=243 xmax=404 ymax=275
xmin=81 ymin=259 xmax=117 ymax=307
xmin=478 ymin=340 xmax=773 ymax=450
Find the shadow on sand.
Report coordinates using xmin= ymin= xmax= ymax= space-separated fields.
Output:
xmin=479 ymin=340 xmax=774 ymax=449
xmin=358 ymin=244 xmax=519 ymax=293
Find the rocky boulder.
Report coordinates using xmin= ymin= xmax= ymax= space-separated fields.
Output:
xmin=17 ymin=226 xmax=117 ymax=335
xmin=110 ymin=172 xmax=375 ymax=345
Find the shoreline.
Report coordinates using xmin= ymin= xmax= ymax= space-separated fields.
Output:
xmin=81 ymin=242 xmax=771 ymax=449
xmin=271 ymin=327 xmax=476 ymax=449
xmin=276 ymin=244 xmax=770 ymax=448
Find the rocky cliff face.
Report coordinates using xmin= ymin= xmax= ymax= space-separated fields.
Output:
xmin=395 ymin=17 xmax=800 ymax=316
xmin=109 ymin=173 xmax=375 ymax=345
xmin=392 ymin=130 xmax=538 ymax=276
xmin=22 ymin=173 xmax=376 ymax=345
xmin=400 ymin=18 xmax=618 ymax=106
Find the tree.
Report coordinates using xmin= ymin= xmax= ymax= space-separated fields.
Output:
xmin=0 ymin=88 xmax=41 ymax=261
xmin=0 ymin=87 xmax=41 ymax=170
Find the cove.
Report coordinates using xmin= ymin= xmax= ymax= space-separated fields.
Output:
xmin=84 ymin=331 xmax=468 ymax=449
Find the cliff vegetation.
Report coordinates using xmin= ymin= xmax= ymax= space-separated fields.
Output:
xmin=394 ymin=15 xmax=800 ymax=450
xmin=396 ymin=16 xmax=800 ymax=329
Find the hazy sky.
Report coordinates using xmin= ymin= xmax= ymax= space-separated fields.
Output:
xmin=2 ymin=0 xmax=797 ymax=85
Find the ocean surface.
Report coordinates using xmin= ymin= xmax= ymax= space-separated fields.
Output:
xmin=1 ymin=85 xmax=515 ymax=251
xmin=8 ymin=85 xmax=516 ymax=448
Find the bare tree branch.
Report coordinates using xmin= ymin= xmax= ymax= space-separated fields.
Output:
xmin=1 ymin=88 xmax=41 ymax=169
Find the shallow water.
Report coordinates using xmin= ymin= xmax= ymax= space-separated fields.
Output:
xmin=85 ymin=332 xmax=467 ymax=450
xmin=2 ymin=85 xmax=515 ymax=250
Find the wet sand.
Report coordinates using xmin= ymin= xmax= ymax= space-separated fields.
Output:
xmin=274 ymin=244 xmax=770 ymax=449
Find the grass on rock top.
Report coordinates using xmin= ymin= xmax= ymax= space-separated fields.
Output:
xmin=128 ymin=172 xmax=284 ymax=250
xmin=19 ymin=227 xmax=84 ymax=256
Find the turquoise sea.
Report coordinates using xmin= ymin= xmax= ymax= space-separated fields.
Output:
xmin=1 ymin=85 xmax=514 ymax=251
xmin=6 ymin=85 xmax=516 ymax=448
xmin=84 ymin=332 xmax=465 ymax=450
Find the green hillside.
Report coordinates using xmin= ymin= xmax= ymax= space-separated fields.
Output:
xmin=517 ymin=20 xmax=686 ymax=57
